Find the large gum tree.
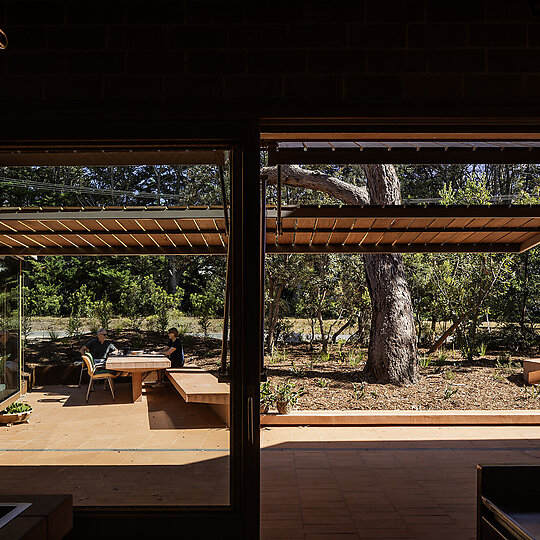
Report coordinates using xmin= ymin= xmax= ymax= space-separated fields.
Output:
xmin=261 ymin=164 xmax=419 ymax=385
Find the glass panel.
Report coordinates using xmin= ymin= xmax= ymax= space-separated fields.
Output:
xmin=0 ymin=257 xmax=20 ymax=402
xmin=0 ymin=159 xmax=231 ymax=507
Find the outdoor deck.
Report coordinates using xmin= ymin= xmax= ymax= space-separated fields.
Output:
xmin=1 ymin=385 xmax=540 ymax=538
xmin=0 ymin=383 xmax=230 ymax=506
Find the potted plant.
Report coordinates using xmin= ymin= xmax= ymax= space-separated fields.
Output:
xmin=275 ymin=380 xmax=303 ymax=414
xmin=260 ymin=381 xmax=273 ymax=414
xmin=0 ymin=401 xmax=32 ymax=426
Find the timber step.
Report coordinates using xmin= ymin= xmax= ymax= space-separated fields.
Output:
xmin=523 ymin=358 xmax=540 ymax=384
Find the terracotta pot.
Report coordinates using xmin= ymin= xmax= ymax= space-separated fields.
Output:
xmin=276 ymin=401 xmax=292 ymax=414
xmin=260 ymin=402 xmax=270 ymax=414
xmin=0 ymin=410 xmax=31 ymax=425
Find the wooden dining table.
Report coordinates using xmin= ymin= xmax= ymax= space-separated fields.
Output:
xmin=106 ymin=354 xmax=171 ymax=402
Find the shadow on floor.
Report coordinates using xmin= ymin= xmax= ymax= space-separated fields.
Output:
xmin=0 ymin=461 xmax=230 ymax=507
xmin=40 ymin=383 xmax=227 ymax=430
xmin=146 ymin=385 xmax=227 ymax=430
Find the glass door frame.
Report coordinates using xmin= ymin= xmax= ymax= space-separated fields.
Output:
xmin=0 ymin=124 xmax=262 ymax=540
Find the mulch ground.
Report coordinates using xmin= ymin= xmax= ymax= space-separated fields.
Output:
xmin=25 ymin=333 xmax=540 ymax=410
xmin=264 ymin=344 xmax=540 ymax=411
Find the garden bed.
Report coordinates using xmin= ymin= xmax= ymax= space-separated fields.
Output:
xmin=264 ymin=344 xmax=540 ymax=411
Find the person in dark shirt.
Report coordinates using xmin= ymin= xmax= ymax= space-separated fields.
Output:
xmin=161 ymin=327 xmax=184 ymax=368
xmin=80 ymin=328 xmax=117 ymax=369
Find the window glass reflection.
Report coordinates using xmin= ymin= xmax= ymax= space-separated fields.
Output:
xmin=0 ymin=257 xmax=20 ymax=402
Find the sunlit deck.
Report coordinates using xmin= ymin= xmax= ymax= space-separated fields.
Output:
xmin=0 ymin=383 xmax=230 ymax=506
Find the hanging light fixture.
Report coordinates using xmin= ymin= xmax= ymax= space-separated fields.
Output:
xmin=0 ymin=27 xmax=7 ymax=50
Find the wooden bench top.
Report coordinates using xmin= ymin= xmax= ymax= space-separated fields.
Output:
xmin=107 ymin=356 xmax=171 ymax=371
xmin=523 ymin=359 xmax=540 ymax=384
xmin=524 ymin=358 xmax=540 ymax=366
xmin=166 ymin=366 xmax=230 ymax=405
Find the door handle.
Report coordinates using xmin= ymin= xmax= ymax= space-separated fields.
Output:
xmin=247 ymin=396 xmax=254 ymax=444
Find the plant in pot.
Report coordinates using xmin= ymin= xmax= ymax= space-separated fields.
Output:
xmin=0 ymin=401 xmax=32 ymax=426
xmin=260 ymin=381 xmax=274 ymax=414
xmin=275 ymin=380 xmax=303 ymax=414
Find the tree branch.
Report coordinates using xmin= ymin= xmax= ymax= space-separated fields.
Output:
xmin=261 ymin=165 xmax=369 ymax=205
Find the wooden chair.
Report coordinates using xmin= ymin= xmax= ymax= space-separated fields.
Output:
xmin=81 ymin=353 xmax=118 ymax=402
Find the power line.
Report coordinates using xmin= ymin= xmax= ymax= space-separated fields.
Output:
xmin=0 ymin=175 xmax=184 ymax=201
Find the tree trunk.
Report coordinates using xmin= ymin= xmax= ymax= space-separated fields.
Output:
xmin=167 ymin=256 xmax=179 ymax=293
xmin=332 ymin=319 xmax=352 ymax=343
xmin=520 ymin=252 xmax=530 ymax=335
xmin=261 ymin=165 xmax=368 ymax=205
xmin=362 ymin=165 xmax=419 ymax=385
xmin=266 ymin=280 xmax=285 ymax=354
xmin=428 ymin=316 xmax=463 ymax=354
xmin=317 ymin=289 xmax=328 ymax=353
xmin=261 ymin=163 xmax=419 ymax=385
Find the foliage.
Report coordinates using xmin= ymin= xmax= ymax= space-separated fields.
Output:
xmin=9 ymin=162 xmax=540 ymax=385
xmin=419 ymin=355 xmax=432 ymax=368
xmin=120 ymin=281 xmax=148 ymax=331
xmin=1 ymin=401 xmax=32 ymax=414
xmin=47 ymin=327 xmax=59 ymax=341
xmin=407 ymin=177 xmax=513 ymax=361
xmin=523 ymin=385 xmax=540 ymax=401
xmin=67 ymin=285 xmax=93 ymax=338
xmin=92 ymin=297 xmax=113 ymax=331
xmin=290 ymin=360 xmax=304 ymax=377
xmin=352 ymin=382 xmax=367 ymax=400
xmin=149 ymin=283 xmax=183 ymax=335
xmin=443 ymin=384 xmax=458 ymax=400
xmin=260 ymin=381 xmax=274 ymax=406
xmin=288 ymin=254 xmax=368 ymax=353
xmin=348 ymin=349 xmax=365 ymax=367
xmin=191 ymin=277 xmax=223 ymax=337
xmin=274 ymin=380 xmax=303 ymax=406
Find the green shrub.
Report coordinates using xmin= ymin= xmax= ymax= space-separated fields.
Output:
xmin=275 ymin=380 xmax=304 ymax=406
xmin=443 ymin=384 xmax=458 ymax=399
xmin=348 ymin=349 xmax=365 ymax=367
xmin=317 ymin=378 xmax=329 ymax=388
xmin=66 ymin=313 xmax=82 ymax=338
xmin=92 ymin=297 xmax=113 ymax=330
xmin=1 ymin=401 xmax=32 ymax=414
xmin=352 ymin=382 xmax=366 ymax=399
xmin=419 ymin=355 xmax=432 ymax=368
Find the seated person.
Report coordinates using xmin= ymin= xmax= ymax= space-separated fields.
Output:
xmin=80 ymin=328 xmax=117 ymax=369
xmin=160 ymin=327 xmax=184 ymax=368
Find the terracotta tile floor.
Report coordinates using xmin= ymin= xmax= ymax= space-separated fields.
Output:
xmin=260 ymin=425 xmax=540 ymax=539
xmin=2 ymin=386 xmax=540 ymax=538
xmin=0 ymin=384 xmax=230 ymax=506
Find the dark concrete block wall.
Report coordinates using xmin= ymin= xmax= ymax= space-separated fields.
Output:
xmin=0 ymin=0 xmax=539 ymax=123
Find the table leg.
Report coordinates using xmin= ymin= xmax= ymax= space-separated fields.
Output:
xmin=132 ymin=372 xmax=143 ymax=402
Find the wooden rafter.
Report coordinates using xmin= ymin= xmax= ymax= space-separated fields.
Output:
xmin=0 ymin=205 xmax=539 ymax=256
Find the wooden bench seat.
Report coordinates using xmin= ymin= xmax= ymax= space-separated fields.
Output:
xmin=523 ymin=358 xmax=540 ymax=384
xmin=165 ymin=365 xmax=230 ymax=426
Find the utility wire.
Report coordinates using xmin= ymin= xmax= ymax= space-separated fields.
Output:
xmin=0 ymin=175 xmax=521 ymax=205
xmin=0 ymin=175 xmax=185 ymax=201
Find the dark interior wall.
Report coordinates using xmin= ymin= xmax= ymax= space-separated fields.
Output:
xmin=0 ymin=0 xmax=539 ymax=134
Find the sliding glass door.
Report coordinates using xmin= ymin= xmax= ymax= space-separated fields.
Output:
xmin=0 ymin=257 xmax=20 ymax=404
